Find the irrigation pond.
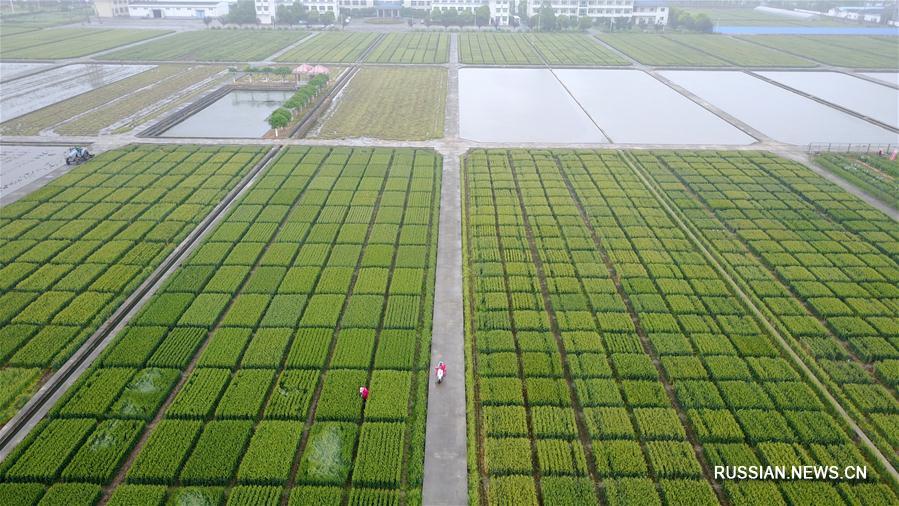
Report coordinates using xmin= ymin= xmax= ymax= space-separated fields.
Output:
xmin=159 ymin=89 xmax=292 ymax=138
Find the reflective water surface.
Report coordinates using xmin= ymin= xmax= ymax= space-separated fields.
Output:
xmin=661 ymin=70 xmax=899 ymax=145
xmin=759 ymin=71 xmax=898 ymax=128
xmin=161 ymin=90 xmax=293 ymax=138
xmin=556 ymin=69 xmax=755 ymax=145
xmin=459 ymin=68 xmax=607 ymax=143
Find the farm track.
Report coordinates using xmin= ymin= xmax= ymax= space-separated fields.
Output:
xmin=618 ymin=151 xmax=899 ymax=487
xmin=0 ymin=146 xmax=283 ymax=461
xmin=422 ymin=148 xmax=467 ymax=505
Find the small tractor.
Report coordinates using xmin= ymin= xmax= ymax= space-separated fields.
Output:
xmin=65 ymin=146 xmax=93 ymax=165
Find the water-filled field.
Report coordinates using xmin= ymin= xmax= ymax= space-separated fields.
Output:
xmin=160 ymin=90 xmax=292 ymax=138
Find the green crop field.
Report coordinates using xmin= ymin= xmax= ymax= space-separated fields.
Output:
xmin=0 ymin=65 xmax=187 ymax=136
xmin=462 ymin=149 xmax=899 ymax=504
xmin=681 ymin=8 xmax=847 ymax=27
xmin=0 ymin=146 xmax=441 ymax=505
xmin=53 ymin=65 xmax=225 ymax=136
xmin=0 ymin=7 xmax=97 ymax=28
xmin=100 ymin=30 xmax=305 ymax=62
xmin=740 ymin=36 xmax=899 ymax=69
xmin=0 ymin=28 xmax=170 ymax=59
xmin=0 ymin=145 xmax=266 ymax=424
xmin=365 ymin=32 xmax=449 ymax=64
xmin=663 ymin=34 xmax=816 ymax=67
xmin=527 ymin=33 xmax=629 ymax=66
xmin=815 ymin=153 xmax=899 ymax=209
xmin=459 ymin=33 xmax=543 ymax=65
xmin=276 ymin=32 xmax=379 ymax=63
xmin=597 ymin=33 xmax=729 ymax=66
xmin=316 ymin=67 xmax=446 ymax=141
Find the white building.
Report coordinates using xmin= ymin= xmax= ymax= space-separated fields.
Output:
xmin=128 ymin=0 xmax=235 ymax=18
xmin=256 ymin=0 xmax=667 ymax=26
xmin=95 ymin=0 xmax=130 ymax=17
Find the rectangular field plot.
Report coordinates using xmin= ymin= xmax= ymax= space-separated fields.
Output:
xmin=555 ymin=69 xmax=755 ymax=145
xmin=275 ymin=32 xmax=379 ymax=63
xmin=463 ymin=148 xmax=898 ymax=504
xmin=815 ymin=153 xmax=899 ymax=207
xmin=661 ymin=70 xmax=899 ymax=145
xmin=663 ymin=34 xmax=816 ymax=67
xmin=315 ymin=67 xmax=446 ymax=140
xmin=364 ymin=32 xmax=448 ymax=64
xmin=741 ymin=36 xmax=899 ymax=69
xmin=528 ymin=33 xmax=628 ymax=66
xmin=861 ymin=72 xmax=899 ymax=86
xmin=459 ymin=68 xmax=606 ymax=143
xmin=0 ymin=147 xmax=441 ymax=503
xmin=629 ymin=150 xmax=899 ymax=467
xmin=100 ymin=30 xmax=305 ymax=61
xmin=0 ymin=62 xmax=52 ymax=81
xmin=597 ymin=34 xmax=728 ymax=66
xmin=0 ymin=65 xmax=218 ymax=136
xmin=0 ymin=64 xmax=153 ymax=121
xmin=0 ymin=145 xmax=266 ymax=424
xmin=0 ymin=28 xmax=169 ymax=59
xmin=757 ymin=71 xmax=898 ymax=128
xmin=459 ymin=33 xmax=542 ymax=65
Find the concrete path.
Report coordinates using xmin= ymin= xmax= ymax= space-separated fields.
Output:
xmin=422 ymin=148 xmax=467 ymax=506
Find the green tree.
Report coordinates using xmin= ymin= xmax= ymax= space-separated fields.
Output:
xmin=475 ymin=5 xmax=490 ymax=26
xmin=537 ymin=1 xmax=556 ymax=31
xmin=225 ymin=0 xmax=257 ymax=24
xmin=517 ymin=0 xmax=529 ymax=27
xmin=320 ymin=11 xmax=335 ymax=25
xmin=577 ymin=15 xmax=592 ymax=31
xmin=268 ymin=108 xmax=291 ymax=134
xmin=557 ymin=14 xmax=570 ymax=30
xmin=276 ymin=2 xmax=305 ymax=25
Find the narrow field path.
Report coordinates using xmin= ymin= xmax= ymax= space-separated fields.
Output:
xmin=422 ymin=148 xmax=468 ymax=506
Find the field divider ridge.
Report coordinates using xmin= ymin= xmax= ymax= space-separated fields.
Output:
xmin=617 ymin=150 xmax=899 ymax=487
xmin=549 ymin=152 xmax=728 ymax=504
xmin=0 ymin=145 xmax=282 ymax=461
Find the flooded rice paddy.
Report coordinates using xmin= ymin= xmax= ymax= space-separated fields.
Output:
xmin=657 ymin=71 xmax=898 ymax=145
xmin=160 ymin=89 xmax=292 ymax=138
xmin=459 ymin=68 xmax=607 ymax=143
xmin=460 ymin=68 xmax=898 ymax=146
xmin=0 ymin=63 xmax=152 ymax=121
xmin=758 ymin=71 xmax=898 ymax=128
xmin=554 ymin=69 xmax=755 ymax=144
xmin=860 ymin=72 xmax=899 ymax=87
xmin=0 ymin=62 xmax=53 ymax=81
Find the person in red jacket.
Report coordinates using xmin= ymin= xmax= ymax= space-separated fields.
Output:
xmin=435 ymin=361 xmax=447 ymax=383
xmin=359 ymin=386 xmax=369 ymax=404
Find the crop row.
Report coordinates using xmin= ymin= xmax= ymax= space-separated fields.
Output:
xmin=814 ymin=153 xmax=898 ymax=213
xmin=629 ymin=150 xmax=899 ymax=468
xmin=0 ymin=145 xmax=265 ymax=424
xmin=596 ymin=33 xmax=728 ymax=67
xmin=662 ymin=34 xmax=815 ymax=68
xmin=365 ymin=32 xmax=449 ymax=64
xmin=0 ymin=64 xmax=186 ymax=136
xmin=100 ymin=29 xmax=306 ymax=61
xmin=2 ymin=28 xmax=170 ymax=59
xmin=527 ymin=33 xmax=628 ymax=66
xmin=276 ymin=32 xmax=379 ymax=63
xmin=54 ymin=65 xmax=225 ymax=136
xmin=0 ymin=147 xmax=441 ymax=504
xmin=463 ymin=149 xmax=896 ymax=505
xmin=459 ymin=32 xmax=542 ymax=65
xmin=741 ymin=35 xmax=899 ymax=69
